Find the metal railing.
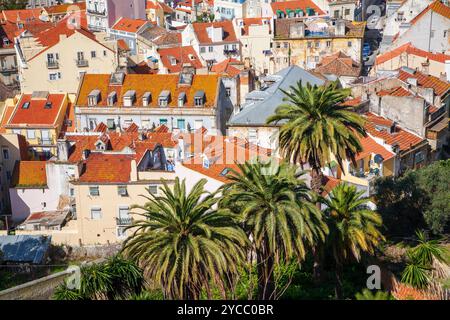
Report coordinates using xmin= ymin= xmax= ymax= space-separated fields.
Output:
xmin=76 ymin=59 xmax=89 ymax=67
xmin=116 ymin=217 xmax=133 ymax=226
xmin=46 ymin=60 xmax=59 ymax=69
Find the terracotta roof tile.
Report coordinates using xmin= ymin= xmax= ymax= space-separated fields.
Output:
xmin=75 ymin=73 xmax=220 ymax=108
xmin=111 ymin=17 xmax=148 ymax=33
xmin=11 ymin=161 xmax=47 ymax=188
xmin=210 ymin=58 xmax=242 ymax=77
xmin=1 ymin=8 xmax=42 ymax=23
xmin=375 ymin=42 xmax=450 ymax=65
xmin=410 ymin=0 xmax=450 ymax=25
xmin=377 ymin=86 xmax=412 ymax=97
xmin=45 ymin=2 xmax=86 ymax=14
xmin=365 ymin=112 xmax=425 ymax=151
xmin=355 ymin=134 xmax=395 ymax=161
xmin=315 ymin=51 xmax=361 ymax=77
xmin=7 ymin=93 xmax=66 ymax=127
xmin=158 ymin=46 xmax=203 ymax=73
xmin=271 ymin=0 xmax=325 ymax=15
xmin=192 ymin=21 xmax=238 ymax=44
xmin=78 ymin=153 xmax=132 ymax=183
xmin=397 ymin=68 xmax=450 ymax=96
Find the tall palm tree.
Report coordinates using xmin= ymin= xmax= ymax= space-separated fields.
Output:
xmin=266 ymin=81 xmax=366 ymax=195
xmin=122 ymin=178 xmax=247 ymax=300
xmin=321 ymin=183 xmax=384 ymax=299
xmin=220 ymin=160 xmax=328 ymax=300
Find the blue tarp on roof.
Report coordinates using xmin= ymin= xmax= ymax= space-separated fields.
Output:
xmin=0 ymin=235 xmax=51 ymax=264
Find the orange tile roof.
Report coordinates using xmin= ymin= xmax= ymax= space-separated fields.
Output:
xmin=321 ymin=176 xmax=341 ymax=196
xmin=117 ymin=39 xmax=130 ymax=51
xmin=29 ymin=14 xmax=100 ymax=61
xmin=237 ymin=17 xmax=272 ymax=36
xmin=158 ymin=46 xmax=203 ymax=73
xmin=210 ymin=58 xmax=242 ymax=77
xmin=45 ymin=2 xmax=86 ymax=14
xmin=59 ymin=102 xmax=76 ymax=135
xmin=78 ymin=153 xmax=132 ymax=183
xmin=192 ymin=21 xmax=238 ymax=44
xmin=375 ymin=42 xmax=450 ymax=65
xmin=11 ymin=161 xmax=47 ymax=188
xmin=355 ymin=134 xmax=395 ymax=161
xmin=0 ymin=104 xmax=15 ymax=133
xmin=1 ymin=8 xmax=42 ymax=23
xmin=66 ymin=131 xmax=177 ymax=163
xmin=410 ymin=0 xmax=450 ymax=25
xmin=75 ymin=73 xmax=220 ymax=108
xmin=397 ymin=68 xmax=450 ymax=96
xmin=377 ymin=86 xmax=412 ymax=97
xmin=339 ymin=97 xmax=363 ymax=107
xmin=0 ymin=20 xmax=51 ymax=49
xmin=271 ymin=0 xmax=325 ymax=15
xmin=365 ymin=112 xmax=425 ymax=151
xmin=7 ymin=93 xmax=66 ymax=127
xmin=182 ymin=135 xmax=272 ymax=183
xmin=315 ymin=51 xmax=361 ymax=77
xmin=111 ymin=17 xmax=149 ymax=33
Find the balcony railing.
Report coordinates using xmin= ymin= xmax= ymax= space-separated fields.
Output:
xmin=0 ymin=65 xmax=17 ymax=72
xmin=46 ymin=60 xmax=59 ymax=69
xmin=116 ymin=217 xmax=133 ymax=226
xmin=38 ymin=138 xmax=54 ymax=146
xmin=224 ymin=49 xmax=239 ymax=56
xmin=76 ymin=59 xmax=89 ymax=67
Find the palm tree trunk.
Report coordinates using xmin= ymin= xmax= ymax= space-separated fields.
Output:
xmin=311 ymin=166 xmax=324 ymax=282
xmin=256 ymin=243 xmax=276 ymax=300
xmin=334 ymin=262 xmax=344 ymax=300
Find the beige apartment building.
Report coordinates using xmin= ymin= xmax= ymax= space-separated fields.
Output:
xmin=234 ymin=17 xmax=273 ymax=75
xmin=15 ymin=16 xmax=118 ymax=93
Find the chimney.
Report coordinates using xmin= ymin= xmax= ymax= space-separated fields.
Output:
xmin=57 ymin=139 xmax=70 ymax=162
xmin=335 ymin=19 xmax=346 ymax=36
xmin=389 ymin=121 xmax=397 ymax=134
xmin=130 ymin=159 xmax=138 ymax=182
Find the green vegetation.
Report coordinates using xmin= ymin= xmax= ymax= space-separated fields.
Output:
xmin=53 ymin=255 xmax=144 ymax=300
xmin=266 ymin=81 xmax=365 ymax=195
xmin=355 ymin=289 xmax=392 ymax=300
xmin=321 ymin=184 xmax=384 ymax=299
xmin=122 ymin=178 xmax=247 ymax=300
xmin=374 ymin=160 xmax=450 ymax=237
xmin=0 ymin=0 xmax=28 ymax=10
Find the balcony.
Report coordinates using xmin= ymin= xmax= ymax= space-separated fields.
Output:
xmin=87 ymin=8 xmax=106 ymax=16
xmin=116 ymin=217 xmax=133 ymax=226
xmin=0 ymin=65 xmax=17 ymax=73
xmin=223 ymin=49 xmax=239 ymax=56
xmin=37 ymin=138 xmax=54 ymax=146
xmin=46 ymin=60 xmax=59 ymax=69
xmin=76 ymin=59 xmax=89 ymax=67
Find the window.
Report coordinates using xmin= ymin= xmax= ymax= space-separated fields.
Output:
xmin=117 ymin=185 xmax=128 ymax=196
xmin=159 ymin=118 xmax=168 ymax=125
xmin=177 ymin=119 xmax=186 ymax=130
xmin=90 ymin=207 xmax=102 ymax=220
xmin=2 ymin=148 xmax=9 ymax=160
xmin=307 ymin=41 xmax=312 ymax=48
xmin=89 ymin=186 xmax=100 ymax=196
xmin=103 ymin=50 xmax=107 ymax=56
xmin=347 ymin=41 xmax=352 ymax=47
xmin=91 ymin=51 xmax=96 ymax=58
xmin=117 ymin=227 xmax=127 ymax=237
xmin=315 ymin=42 xmax=320 ymax=48
xmin=208 ymin=46 xmax=213 ymax=52
xmin=415 ymin=151 xmax=425 ymax=163
xmin=27 ymin=130 xmax=35 ymax=139
xmin=148 ymin=185 xmax=158 ymax=194
xmin=194 ymin=97 xmax=203 ymax=106
xmin=225 ymin=87 xmax=231 ymax=97
xmin=69 ymin=188 xmax=75 ymax=197
xmin=326 ymin=41 xmax=331 ymax=47
xmin=49 ymin=72 xmax=61 ymax=80
xmin=200 ymin=47 xmax=206 ymax=53
xmin=344 ymin=9 xmax=350 ymax=16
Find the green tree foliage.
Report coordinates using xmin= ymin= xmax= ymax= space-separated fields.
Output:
xmin=220 ymin=160 xmax=328 ymax=299
xmin=355 ymin=289 xmax=392 ymax=300
xmin=53 ymin=256 xmax=144 ymax=300
xmin=266 ymin=81 xmax=365 ymax=194
xmin=374 ymin=160 xmax=450 ymax=236
xmin=122 ymin=178 xmax=247 ymax=300
xmin=321 ymin=183 xmax=384 ymax=299
xmin=0 ymin=0 xmax=28 ymax=10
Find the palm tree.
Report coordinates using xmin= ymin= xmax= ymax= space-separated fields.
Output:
xmin=266 ymin=81 xmax=366 ymax=195
xmin=122 ymin=178 xmax=247 ymax=300
xmin=401 ymin=230 xmax=448 ymax=289
xmin=355 ymin=289 xmax=392 ymax=300
xmin=53 ymin=255 xmax=144 ymax=300
xmin=321 ymin=183 xmax=384 ymax=299
xmin=220 ymin=160 xmax=328 ymax=299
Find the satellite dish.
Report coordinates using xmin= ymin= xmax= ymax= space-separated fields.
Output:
xmin=374 ymin=154 xmax=384 ymax=164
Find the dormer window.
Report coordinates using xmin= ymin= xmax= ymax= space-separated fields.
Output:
xmin=178 ymin=92 xmax=186 ymax=107
xmin=169 ymin=56 xmax=177 ymax=66
xmin=22 ymin=102 xmax=30 ymax=109
xmin=107 ymin=91 xmax=117 ymax=106
xmin=203 ymin=157 xmax=210 ymax=169
xmin=87 ymin=90 xmax=101 ymax=106
xmin=95 ymin=141 xmax=106 ymax=150
xmin=142 ymin=92 xmax=151 ymax=106
xmin=159 ymin=90 xmax=171 ymax=107
xmin=44 ymin=102 xmax=52 ymax=109
xmin=3 ymin=37 xmax=10 ymax=46
xmin=194 ymin=90 xmax=205 ymax=107
xmin=123 ymin=90 xmax=136 ymax=107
